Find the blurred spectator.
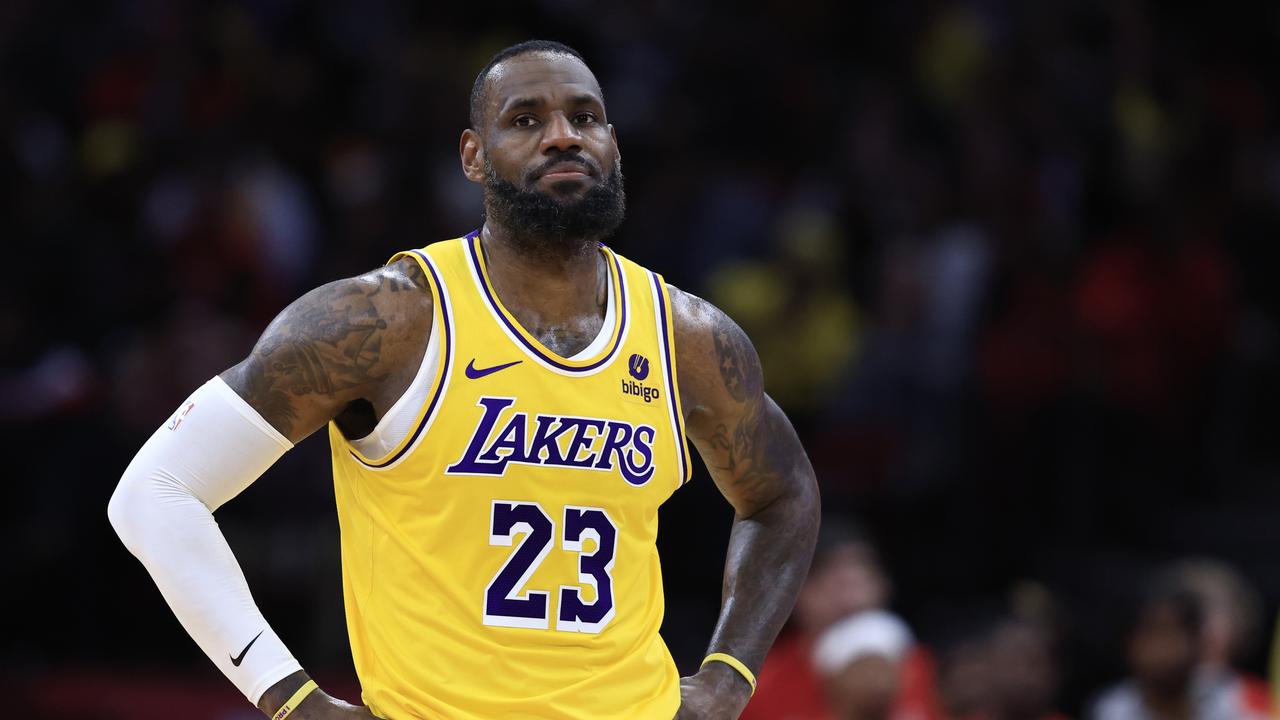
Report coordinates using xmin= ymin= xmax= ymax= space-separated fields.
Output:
xmin=1073 ymin=237 xmax=1234 ymax=419
xmin=984 ymin=619 xmax=1069 ymax=720
xmin=936 ymin=629 xmax=994 ymax=720
xmin=742 ymin=517 xmax=940 ymax=720
xmin=933 ymin=597 xmax=1069 ymax=720
xmin=0 ymin=345 xmax=96 ymax=421
xmin=814 ymin=610 xmax=916 ymax=720
xmin=1169 ymin=559 xmax=1273 ymax=717
xmin=1089 ymin=580 xmax=1268 ymax=720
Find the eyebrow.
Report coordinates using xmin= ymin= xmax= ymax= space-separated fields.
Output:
xmin=503 ymin=96 xmax=544 ymax=113
xmin=568 ymin=93 xmax=602 ymax=107
xmin=501 ymin=93 xmax=603 ymax=115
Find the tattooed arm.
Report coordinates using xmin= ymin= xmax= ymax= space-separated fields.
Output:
xmin=214 ymin=259 xmax=433 ymax=717
xmin=108 ymin=259 xmax=432 ymax=718
xmin=221 ymin=258 xmax=434 ymax=444
xmin=669 ymin=287 xmax=820 ymax=720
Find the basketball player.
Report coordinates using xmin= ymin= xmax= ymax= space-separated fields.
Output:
xmin=109 ymin=40 xmax=820 ymax=719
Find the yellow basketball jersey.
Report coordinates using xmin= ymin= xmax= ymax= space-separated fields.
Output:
xmin=328 ymin=233 xmax=691 ymax=719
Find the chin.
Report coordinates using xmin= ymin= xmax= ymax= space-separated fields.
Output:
xmin=542 ymin=178 xmax=593 ymax=196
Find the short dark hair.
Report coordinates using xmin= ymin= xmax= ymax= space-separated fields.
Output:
xmin=469 ymin=40 xmax=589 ymax=131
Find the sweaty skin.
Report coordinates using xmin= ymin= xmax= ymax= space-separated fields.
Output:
xmin=219 ymin=50 xmax=818 ymax=720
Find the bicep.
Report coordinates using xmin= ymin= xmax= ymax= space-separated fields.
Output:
xmin=689 ymin=391 xmax=813 ymax=517
xmin=220 ymin=265 xmax=425 ymax=443
xmin=674 ymin=288 xmax=814 ymax=517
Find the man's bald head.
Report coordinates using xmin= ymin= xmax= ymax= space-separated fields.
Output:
xmin=469 ymin=39 xmax=596 ymax=132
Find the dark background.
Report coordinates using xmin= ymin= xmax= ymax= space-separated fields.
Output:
xmin=4 ymin=0 xmax=1280 ymax=717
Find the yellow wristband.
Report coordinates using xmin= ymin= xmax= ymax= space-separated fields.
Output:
xmin=701 ymin=652 xmax=757 ymax=695
xmin=271 ymin=679 xmax=319 ymax=720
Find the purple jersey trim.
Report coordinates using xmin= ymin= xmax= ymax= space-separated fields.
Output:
xmin=651 ymin=272 xmax=691 ymax=484
xmin=466 ymin=233 xmax=627 ymax=373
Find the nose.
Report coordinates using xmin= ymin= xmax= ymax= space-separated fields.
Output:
xmin=539 ymin=112 xmax=582 ymax=154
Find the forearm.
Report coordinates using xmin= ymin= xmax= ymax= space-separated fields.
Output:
xmin=669 ymin=289 xmax=823 ymax=715
xmin=108 ymin=378 xmax=303 ymax=705
xmin=705 ymin=475 xmax=820 ymax=671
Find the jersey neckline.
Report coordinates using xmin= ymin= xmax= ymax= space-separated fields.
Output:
xmin=464 ymin=231 xmax=629 ymax=374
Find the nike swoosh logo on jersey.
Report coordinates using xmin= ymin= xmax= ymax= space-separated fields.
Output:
xmin=230 ymin=630 xmax=264 ymax=667
xmin=466 ymin=359 xmax=522 ymax=379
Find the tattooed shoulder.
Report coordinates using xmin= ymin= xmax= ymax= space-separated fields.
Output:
xmin=371 ymin=257 xmax=431 ymax=296
xmin=668 ymin=284 xmax=793 ymax=512
xmin=669 ymin=285 xmax=763 ymax=400
xmin=709 ymin=311 xmax=763 ymax=405
xmin=221 ymin=261 xmax=434 ymax=441
xmin=667 ymin=285 xmax=764 ymax=431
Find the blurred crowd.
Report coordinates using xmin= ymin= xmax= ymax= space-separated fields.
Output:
xmin=4 ymin=0 xmax=1280 ymax=717
xmin=743 ymin=518 xmax=1275 ymax=720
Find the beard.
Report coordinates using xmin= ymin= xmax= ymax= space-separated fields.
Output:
xmin=482 ymin=154 xmax=626 ymax=259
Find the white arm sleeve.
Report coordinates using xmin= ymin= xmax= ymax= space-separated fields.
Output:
xmin=107 ymin=376 xmax=304 ymax=704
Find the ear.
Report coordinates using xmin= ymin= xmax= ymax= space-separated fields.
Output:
xmin=460 ymin=129 xmax=485 ymax=184
xmin=609 ymin=124 xmax=620 ymax=163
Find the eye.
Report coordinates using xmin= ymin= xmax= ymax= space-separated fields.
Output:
xmin=513 ymin=115 xmax=538 ymax=128
xmin=573 ymin=112 xmax=598 ymax=125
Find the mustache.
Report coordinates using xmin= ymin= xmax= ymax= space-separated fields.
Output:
xmin=527 ymin=153 xmax=603 ymax=182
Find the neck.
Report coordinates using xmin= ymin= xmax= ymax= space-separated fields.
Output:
xmin=481 ymin=220 xmax=599 ymax=273
xmin=478 ymin=223 xmax=608 ymax=355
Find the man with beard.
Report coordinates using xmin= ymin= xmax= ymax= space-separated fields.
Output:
xmin=109 ymin=40 xmax=819 ymax=720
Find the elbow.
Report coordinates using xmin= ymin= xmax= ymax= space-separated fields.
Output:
xmin=801 ymin=470 xmax=821 ymax=535
xmin=785 ymin=462 xmax=821 ymax=522
xmin=107 ymin=476 xmax=134 ymax=549
xmin=785 ymin=466 xmax=821 ymax=549
xmin=107 ymin=472 xmax=148 ymax=558
xmin=749 ymin=467 xmax=821 ymax=527
xmin=805 ymin=468 xmax=821 ymax=518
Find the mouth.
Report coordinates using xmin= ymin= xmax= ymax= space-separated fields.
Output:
xmin=536 ymin=160 xmax=595 ymax=183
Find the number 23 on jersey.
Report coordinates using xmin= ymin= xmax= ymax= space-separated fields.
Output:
xmin=484 ymin=500 xmax=617 ymax=634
